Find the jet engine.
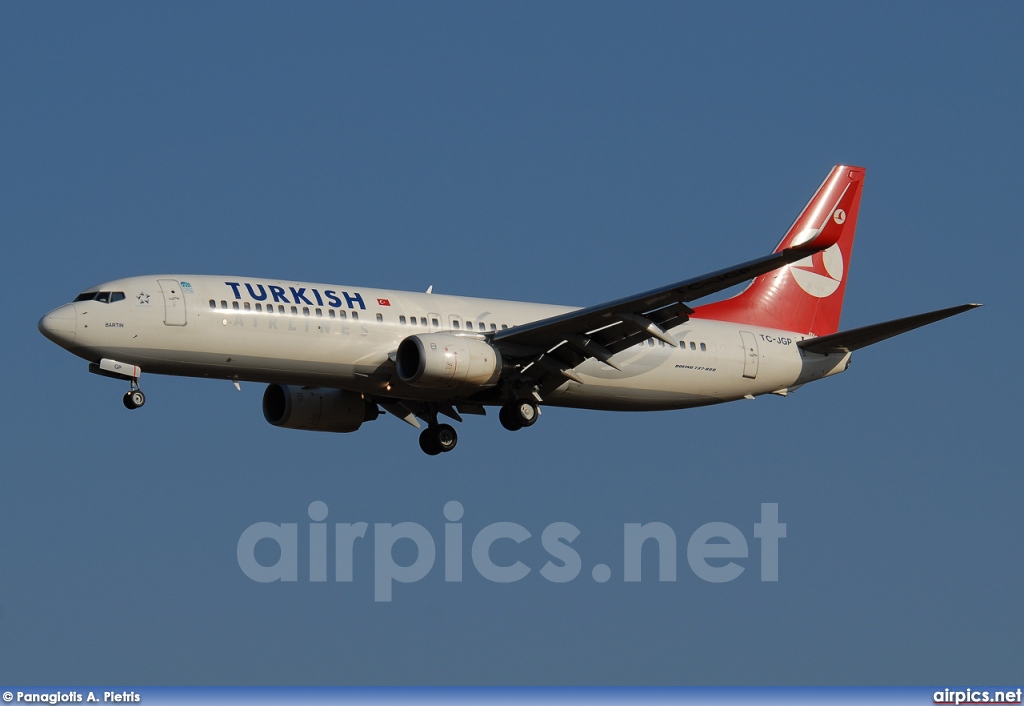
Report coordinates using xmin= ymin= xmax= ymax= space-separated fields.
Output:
xmin=395 ymin=333 xmax=503 ymax=389
xmin=262 ymin=384 xmax=379 ymax=433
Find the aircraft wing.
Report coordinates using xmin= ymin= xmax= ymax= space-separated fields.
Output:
xmin=796 ymin=303 xmax=981 ymax=355
xmin=491 ymin=242 xmax=842 ymax=385
xmin=488 ymin=165 xmax=863 ymax=389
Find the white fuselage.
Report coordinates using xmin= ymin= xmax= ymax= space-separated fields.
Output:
xmin=41 ymin=275 xmax=851 ymax=411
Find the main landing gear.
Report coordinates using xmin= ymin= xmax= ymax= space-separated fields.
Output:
xmin=499 ymin=399 xmax=539 ymax=431
xmin=415 ymin=398 xmax=539 ymax=455
xmin=123 ymin=380 xmax=146 ymax=410
xmin=419 ymin=423 xmax=458 ymax=456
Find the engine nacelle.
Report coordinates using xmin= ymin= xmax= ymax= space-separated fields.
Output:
xmin=262 ymin=384 xmax=379 ymax=433
xmin=395 ymin=333 xmax=503 ymax=389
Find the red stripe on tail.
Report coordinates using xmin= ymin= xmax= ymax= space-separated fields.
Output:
xmin=694 ymin=165 xmax=865 ymax=337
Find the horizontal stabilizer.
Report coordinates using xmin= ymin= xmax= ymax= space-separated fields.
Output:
xmin=797 ymin=303 xmax=981 ymax=354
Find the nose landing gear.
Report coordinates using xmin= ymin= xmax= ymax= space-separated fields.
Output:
xmin=88 ymin=358 xmax=146 ymax=410
xmin=123 ymin=380 xmax=146 ymax=410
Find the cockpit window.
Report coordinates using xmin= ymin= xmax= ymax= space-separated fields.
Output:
xmin=72 ymin=291 xmax=125 ymax=303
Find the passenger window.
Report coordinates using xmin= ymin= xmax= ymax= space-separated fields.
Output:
xmin=220 ymin=300 xmax=228 ymax=309
xmin=232 ymin=301 xmax=240 ymax=310
xmin=490 ymin=323 xmax=497 ymax=331
xmin=244 ymin=302 xmax=251 ymax=311
xmin=421 ymin=317 xmax=428 ymax=326
xmin=466 ymin=321 xmax=473 ymax=329
xmin=339 ymin=311 xmax=347 ymax=320
xmin=278 ymin=305 xmax=285 ymax=314
xmin=329 ymin=310 xmax=335 ymax=319
xmin=690 ymin=341 xmax=696 ymax=350
xmin=452 ymin=320 xmax=461 ymax=329
xmin=501 ymin=324 xmax=508 ymax=330
xmin=376 ymin=313 xmax=383 ymax=323
xmin=700 ymin=343 xmax=707 ymax=352
xmin=291 ymin=306 xmax=298 ymax=315
xmin=256 ymin=303 xmax=262 ymax=312
xmin=303 ymin=307 xmax=309 ymax=316
xmin=432 ymin=317 xmax=439 ymax=327
xmin=400 ymin=315 xmax=407 ymax=325
xmin=479 ymin=322 xmax=486 ymax=331
xmin=209 ymin=299 xmax=216 ymax=308
xmin=315 ymin=308 xmax=322 ymax=317
xmin=352 ymin=311 xmax=359 ymax=320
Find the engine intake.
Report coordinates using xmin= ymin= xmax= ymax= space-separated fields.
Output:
xmin=395 ymin=333 xmax=503 ymax=389
xmin=262 ymin=384 xmax=379 ymax=433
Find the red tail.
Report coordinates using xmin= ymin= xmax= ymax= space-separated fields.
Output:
xmin=695 ymin=165 xmax=865 ymax=336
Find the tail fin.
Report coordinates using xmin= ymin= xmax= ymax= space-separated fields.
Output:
xmin=695 ymin=165 xmax=865 ymax=336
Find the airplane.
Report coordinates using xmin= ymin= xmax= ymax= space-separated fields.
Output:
xmin=39 ymin=165 xmax=979 ymax=455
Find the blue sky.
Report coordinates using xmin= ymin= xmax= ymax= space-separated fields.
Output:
xmin=1 ymin=2 xmax=1020 ymax=685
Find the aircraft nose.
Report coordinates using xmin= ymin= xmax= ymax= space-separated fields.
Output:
xmin=38 ymin=304 xmax=77 ymax=347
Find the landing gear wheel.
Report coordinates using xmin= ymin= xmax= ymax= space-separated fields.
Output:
xmin=514 ymin=400 xmax=538 ymax=427
xmin=419 ymin=429 xmax=441 ymax=455
xmin=500 ymin=399 xmax=538 ymax=431
xmin=419 ymin=424 xmax=458 ymax=455
xmin=499 ymin=404 xmax=522 ymax=431
xmin=123 ymin=390 xmax=145 ymax=410
xmin=435 ymin=423 xmax=458 ymax=453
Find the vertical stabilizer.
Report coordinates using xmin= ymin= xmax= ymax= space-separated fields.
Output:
xmin=695 ymin=165 xmax=865 ymax=336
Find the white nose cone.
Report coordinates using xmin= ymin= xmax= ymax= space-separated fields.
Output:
xmin=38 ymin=304 xmax=76 ymax=348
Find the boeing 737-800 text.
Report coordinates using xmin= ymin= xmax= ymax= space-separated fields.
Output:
xmin=39 ymin=165 xmax=979 ymax=455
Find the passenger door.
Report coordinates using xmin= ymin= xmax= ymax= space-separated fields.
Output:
xmin=740 ymin=331 xmax=759 ymax=379
xmin=158 ymin=279 xmax=187 ymax=326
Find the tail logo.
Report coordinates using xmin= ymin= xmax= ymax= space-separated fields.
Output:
xmin=790 ymin=244 xmax=844 ymax=298
xmin=833 ymin=208 xmax=846 ymax=224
